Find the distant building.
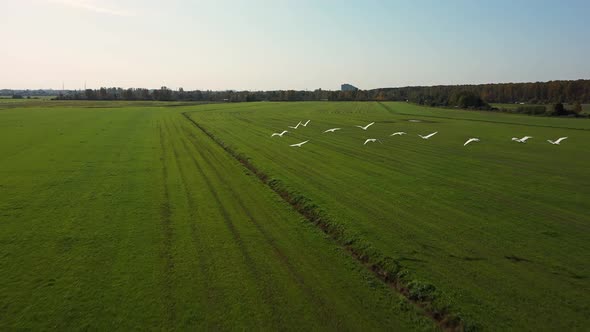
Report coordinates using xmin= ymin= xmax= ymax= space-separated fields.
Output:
xmin=341 ymin=83 xmax=359 ymax=91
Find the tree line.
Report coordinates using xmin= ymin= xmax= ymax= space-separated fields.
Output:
xmin=56 ymin=87 xmax=351 ymax=102
xmin=54 ymin=79 xmax=590 ymax=103
xmin=53 ymin=80 xmax=590 ymax=116
xmin=372 ymin=79 xmax=590 ymax=106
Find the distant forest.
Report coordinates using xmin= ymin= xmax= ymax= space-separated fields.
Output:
xmin=0 ymin=89 xmax=63 ymax=97
xmin=377 ymin=79 xmax=590 ymax=104
xmin=49 ymin=79 xmax=589 ymax=103
xmin=7 ymin=79 xmax=590 ymax=115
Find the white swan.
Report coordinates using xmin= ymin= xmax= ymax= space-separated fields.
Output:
xmin=323 ymin=128 xmax=341 ymax=133
xmin=363 ymin=138 xmax=381 ymax=145
xmin=512 ymin=136 xmax=532 ymax=143
xmin=290 ymin=140 xmax=309 ymax=147
xmin=271 ymin=130 xmax=288 ymax=137
xmin=355 ymin=122 xmax=375 ymax=130
xmin=547 ymin=137 xmax=568 ymax=145
xmin=418 ymin=132 xmax=438 ymax=139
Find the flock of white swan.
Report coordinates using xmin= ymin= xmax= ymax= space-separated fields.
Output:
xmin=271 ymin=120 xmax=568 ymax=148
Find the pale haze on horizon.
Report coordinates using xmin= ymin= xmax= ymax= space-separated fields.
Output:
xmin=2 ymin=0 xmax=589 ymax=91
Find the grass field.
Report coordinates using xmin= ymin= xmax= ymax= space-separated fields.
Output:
xmin=188 ymin=101 xmax=590 ymax=330
xmin=0 ymin=100 xmax=434 ymax=330
xmin=1 ymin=100 xmax=589 ymax=330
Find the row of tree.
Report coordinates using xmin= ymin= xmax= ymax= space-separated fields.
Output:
xmin=54 ymin=80 xmax=590 ymax=116
xmin=374 ymin=79 xmax=590 ymax=106
xmin=55 ymin=80 xmax=590 ymax=104
xmin=57 ymin=87 xmax=359 ymax=102
xmin=495 ymin=103 xmax=583 ymax=116
xmin=0 ymin=89 xmax=63 ymax=97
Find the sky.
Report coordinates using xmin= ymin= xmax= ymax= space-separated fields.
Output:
xmin=1 ymin=0 xmax=589 ymax=90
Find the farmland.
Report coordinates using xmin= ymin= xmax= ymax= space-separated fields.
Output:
xmin=0 ymin=100 xmax=433 ymax=330
xmin=1 ymin=99 xmax=589 ymax=330
xmin=187 ymin=101 xmax=590 ymax=330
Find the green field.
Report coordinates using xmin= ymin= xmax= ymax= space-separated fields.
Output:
xmin=1 ymin=100 xmax=589 ymax=330
xmin=187 ymin=101 xmax=590 ymax=330
xmin=0 ymin=100 xmax=434 ymax=330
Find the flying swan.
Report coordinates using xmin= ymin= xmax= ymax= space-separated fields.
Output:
xmin=511 ymin=136 xmax=533 ymax=143
xmin=418 ymin=132 xmax=438 ymax=139
xmin=290 ymin=140 xmax=309 ymax=147
xmin=271 ymin=130 xmax=288 ymax=137
xmin=547 ymin=137 xmax=568 ymax=145
xmin=355 ymin=122 xmax=375 ymax=130
xmin=364 ymin=138 xmax=381 ymax=145
xmin=464 ymin=138 xmax=480 ymax=146
xmin=324 ymin=128 xmax=341 ymax=133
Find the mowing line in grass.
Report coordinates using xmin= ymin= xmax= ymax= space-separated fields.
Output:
xmin=181 ymin=111 xmax=466 ymax=331
xmin=157 ymin=122 xmax=177 ymax=328
xmin=184 ymin=101 xmax=589 ymax=330
xmin=179 ymin=123 xmax=335 ymax=320
xmin=171 ymin=118 xmax=286 ymax=329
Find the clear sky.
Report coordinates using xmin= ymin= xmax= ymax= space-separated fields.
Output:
xmin=2 ymin=0 xmax=589 ymax=90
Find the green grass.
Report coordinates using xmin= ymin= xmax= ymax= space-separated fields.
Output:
xmin=0 ymin=102 xmax=435 ymax=330
xmin=188 ymin=101 xmax=590 ymax=330
xmin=411 ymin=103 xmax=588 ymax=128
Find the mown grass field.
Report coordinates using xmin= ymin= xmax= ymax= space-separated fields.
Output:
xmin=2 ymin=99 xmax=589 ymax=330
xmin=0 ymin=100 xmax=436 ymax=330
xmin=188 ymin=101 xmax=590 ymax=330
